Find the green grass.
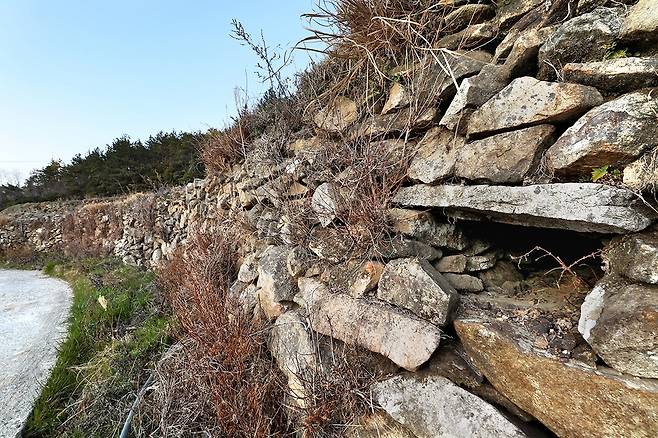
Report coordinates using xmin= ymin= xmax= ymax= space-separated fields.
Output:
xmin=19 ymin=257 xmax=172 ymax=437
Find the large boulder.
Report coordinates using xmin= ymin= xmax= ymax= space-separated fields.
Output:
xmin=605 ymin=231 xmax=658 ymax=284
xmin=579 ymin=275 xmax=658 ymax=378
xmin=296 ymin=277 xmax=442 ymax=371
xmin=407 ymin=127 xmax=464 ymax=183
xmin=373 ymin=374 xmax=528 ymax=438
xmin=621 ymin=0 xmax=658 ymax=44
xmin=467 ymin=77 xmax=603 ymax=138
xmin=538 ymin=7 xmax=623 ymax=80
xmin=393 ymin=183 xmax=655 ymax=233
xmin=546 ymin=90 xmax=658 ymax=176
xmin=563 ymin=57 xmax=658 ymax=93
xmin=455 ymin=318 xmax=658 ymax=438
xmin=377 ymin=258 xmax=458 ymax=326
xmin=455 ymin=125 xmax=556 ymax=183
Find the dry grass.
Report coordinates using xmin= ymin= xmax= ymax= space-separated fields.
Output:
xmin=153 ymin=229 xmax=291 ymax=437
xmin=302 ymin=0 xmax=452 ymax=100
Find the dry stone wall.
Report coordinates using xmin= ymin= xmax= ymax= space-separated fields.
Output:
xmin=3 ymin=1 xmax=658 ymax=437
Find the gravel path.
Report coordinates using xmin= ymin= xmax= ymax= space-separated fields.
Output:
xmin=0 ymin=270 xmax=72 ymax=437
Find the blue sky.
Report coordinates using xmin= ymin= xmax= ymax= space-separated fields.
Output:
xmin=0 ymin=0 xmax=318 ymax=183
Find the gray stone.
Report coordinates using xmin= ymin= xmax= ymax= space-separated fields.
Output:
xmin=434 ymin=255 xmax=467 ymax=273
xmin=546 ymin=90 xmax=658 ymax=176
xmin=579 ymin=276 xmax=658 ymax=378
xmin=393 ymin=183 xmax=655 ymax=233
xmin=377 ymin=258 xmax=458 ymax=326
xmin=237 ymin=253 xmax=259 ymax=283
xmin=444 ymin=273 xmax=484 ymax=293
xmin=606 ymin=231 xmax=658 ymax=284
xmin=621 ymin=0 xmax=658 ymax=44
xmin=466 ymin=252 xmax=500 ymax=272
xmin=538 ymin=7 xmax=623 ymax=80
xmin=311 ymin=182 xmax=339 ymax=227
xmin=455 ymin=125 xmax=556 ymax=183
xmin=414 ymin=50 xmax=491 ymax=105
xmin=407 ymin=127 xmax=464 ymax=183
xmin=439 ymin=65 xmax=511 ymax=133
xmin=287 ymin=246 xmax=315 ymax=278
xmin=271 ymin=311 xmax=318 ymax=407
xmin=437 ymin=22 xmax=498 ymax=50
xmin=467 ymin=77 xmax=603 ymax=138
xmin=496 ymin=0 xmax=543 ymax=30
xmin=373 ymin=374 xmax=528 ymax=438
xmin=228 ymin=281 xmax=258 ymax=315
xmin=563 ymin=57 xmax=658 ymax=93
xmin=376 ymin=237 xmax=443 ymax=261
xmin=387 ymin=208 xmax=469 ymax=250
xmin=443 ymin=4 xmax=495 ymax=33
xmin=314 ymin=96 xmax=358 ymax=133
xmin=348 ymin=261 xmax=385 ymax=298
xmin=296 ymin=277 xmax=442 ymax=371
xmin=256 ymin=246 xmax=296 ymax=320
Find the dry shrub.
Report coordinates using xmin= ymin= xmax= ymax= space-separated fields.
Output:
xmin=303 ymin=0 xmax=450 ymax=98
xmin=60 ymin=201 xmax=122 ymax=258
xmin=201 ymin=123 xmax=250 ymax=174
xmin=155 ymin=229 xmax=291 ymax=437
xmin=294 ymin=337 xmax=387 ymax=437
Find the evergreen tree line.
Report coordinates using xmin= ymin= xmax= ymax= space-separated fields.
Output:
xmin=1 ymin=131 xmax=205 ymax=210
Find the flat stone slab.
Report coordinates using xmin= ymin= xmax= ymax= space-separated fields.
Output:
xmin=393 ymin=183 xmax=655 ymax=233
xmin=0 ymin=270 xmax=72 ymax=437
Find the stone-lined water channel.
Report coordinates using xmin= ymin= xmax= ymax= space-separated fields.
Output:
xmin=0 ymin=270 xmax=71 ymax=437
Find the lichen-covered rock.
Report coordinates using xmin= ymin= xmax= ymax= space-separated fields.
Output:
xmin=563 ymin=57 xmax=658 ymax=93
xmin=444 ymin=273 xmax=484 ymax=293
xmin=377 ymin=258 xmax=458 ymax=326
xmin=394 ymin=183 xmax=655 ymax=233
xmin=455 ymin=125 xmax=556 ymax=183
xmin=495 ymin=0 xmax=543 ymax=30
xmin=443 ymin=4 xmax=495 ymax=33
xmin=373 ymin=374 xmax=528 ymax=438
xmin=546 ymin=90 xmax=658 ymax=176
xmin=467 ymin=77 xmax=603 ymax=138
xmin=621 ymin=0 xmax=658 ymax=44
xmin=296 ymin=277 xmax=442 ymax=371
xmin=538 ymin=7 xmax=623 ymax=80
xmin=407 ymin=127 xmax=463 ymax=183
xmin=605 ymin=231 xmax=658 ymax=284
xmin=256 ymin=245 xmax=296 ymax=320
xmin=456 ymin=318 xmax=658 ymax=438
xmin=387 ymin=208 xmax=469 ymax=250
xmin=578 ymin=275 xmax=658 ymax=379
xmin=314 ymin=96 xmax=358 ymax=133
